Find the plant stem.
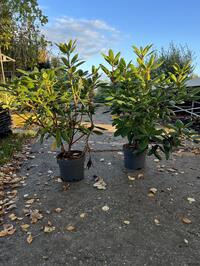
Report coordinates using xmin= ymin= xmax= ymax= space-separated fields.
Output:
xmin=61 ymin=142 xmax=65 ymax=153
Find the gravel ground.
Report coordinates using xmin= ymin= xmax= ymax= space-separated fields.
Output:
xmin=0 ymin=106 xmax=200 ymax=266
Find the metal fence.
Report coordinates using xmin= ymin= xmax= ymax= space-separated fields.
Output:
xmin=172 ymin=101 xmax=200 ymax=118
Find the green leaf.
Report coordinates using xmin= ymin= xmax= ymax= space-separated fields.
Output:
xmin=74 ymin=61 xmax=85 ymax=68
xmin=169 ymin=73 xmax=177 ymax=82
xmin=71 ymin=54 xmax=79 ymax=64
xmin=108 ymin=49 xmax=114 ymax=60
xmin=95 ymin=126 xmax=107 ymax=131
xmin=58 ymin=43 xmax=68 ymax=53
xmin=100 ymin=64 xmax=110 ymax=75
xmin=105 ymin=96 xmax=114 ymax=101
xmin=93 ymin=130 xmax=103 ymax=135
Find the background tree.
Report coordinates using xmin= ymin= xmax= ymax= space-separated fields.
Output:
xmin=155 ymin=42 xmax=194 ymax=77
xmin=0 ymin=0 xmax=48 ymax=71
xmin=38 ymin=48 xmax=51 ymax=70
xmin=191 ymin=73 xmax=199 ymax=79
xmin=51 ymin=56 xmax=62 ymax=68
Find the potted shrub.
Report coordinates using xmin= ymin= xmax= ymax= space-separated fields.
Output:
xmin=100 ymin=45 xmax=199 ymax=169
xmin=4 ymin=40 xmax=105 ymax=181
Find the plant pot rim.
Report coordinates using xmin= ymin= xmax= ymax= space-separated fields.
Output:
xmin=123 ymin=143 xmax=148 ymax=154
xmin=123 ymin=143 xmax=137 ymax=150
xmin=57 ymin=150 xmax=85 ymax=161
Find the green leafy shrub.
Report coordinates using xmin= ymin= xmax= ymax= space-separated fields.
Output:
xmin=101 ymin=45 xmax=199 ymax=159
xmin=94 ymin=84 xmax=110 ymax=103
xmin=3 ymin=40 xmax=105 ymax=157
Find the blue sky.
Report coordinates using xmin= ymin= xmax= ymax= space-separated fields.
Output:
xmin=39 ymin=0 xmax=200 ymax=74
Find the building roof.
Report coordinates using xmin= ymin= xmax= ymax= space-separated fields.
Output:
xmin=186 ymin=78 xmax=200 ymax=88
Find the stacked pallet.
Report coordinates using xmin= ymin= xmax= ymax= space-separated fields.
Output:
xmin=0 ymin=106 xmax=12 ymax=137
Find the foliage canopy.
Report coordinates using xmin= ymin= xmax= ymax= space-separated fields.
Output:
xmin=0 ymin=0 xmax=48 ymax=70
xmin=101 ymin=45 xmax=199 ymax=159
xmin=2 ymin=40 xmax=105 ymax=156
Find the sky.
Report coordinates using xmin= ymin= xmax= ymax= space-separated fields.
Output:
xmin=38 ymin=0 xmax=200 ymax=74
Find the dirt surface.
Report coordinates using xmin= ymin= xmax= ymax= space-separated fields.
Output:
xmin=1 ymin=106 xmax=200 ymax=266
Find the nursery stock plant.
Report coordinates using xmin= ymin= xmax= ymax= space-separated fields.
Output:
xmin=3 ymin=40 xmax=105 ymax=180
xmin=100 ymin=45 xmax=199 ymax=169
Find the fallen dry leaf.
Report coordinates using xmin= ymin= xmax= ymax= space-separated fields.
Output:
xmin=27 ymin=233 xmax=33 ymax=244
xmin=6 ymin=204 xmax=17 ymax=211
xmin=192 ymin=148 xmax=200 ymax=155
xmin=30 ymin=209 xmax=43 ymax=223
xmin=157 ymin=167 xmax=165 ymax=172
xmin=149 ymin=188 xmax=157 ymax=194
xmin=21 ymin=224 xmax=30 ymax=232
xmin=102 ymin=205 xmax=109 ymax=212
xmin=0 ymin=224 xmax=16 ymax=237
xmin=137 ymin=173 xmax=144 ymax=179
xmin=93 ymin=177 xmax=107 ymax=190
xmin=22 ymin=208 xmax=30 ymax=215
xmin=26 ymin=199 xmax=34 ymax=204
xmin=66 ymin=225 xmax=76 ymax=232
xmin=154 ymin=219 xmax=160 ymax=225
xmin=0 ymin=191 xmax=4 ymax=198
xmin=167 ymin=168 xmax=176 ymax=173
xmin=187 ymin=197 xmax=196 ymax=204
xmin=8 ymin=213 xmax=17 ymax=221
xmin=128 ymin=176 xmax=135 ymax=181
xmin=44 ymin=225 xmax=55 ymax=233
xmin=182 ymin=217 xmax=192 ymax=224
xmin=55 ymin=208 xmax=63 ymax=213
xmin=80 ymin=213 xmax=86 ymax=218
xmin=63 ymin=184 xmax=70 ymax=191
xmin=148 ymin=187 xmax=157 ymax=197
xmin=47 ymin=170 xmax=53 ymax=174
xmin=0 ymin=230 xmax=8 ymax=237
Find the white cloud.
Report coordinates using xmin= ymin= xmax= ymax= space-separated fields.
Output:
xmin=43 ymin=16 xmax=120 ymax=58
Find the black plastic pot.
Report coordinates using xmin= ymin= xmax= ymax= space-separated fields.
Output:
xmin=0 ymin=107 xmax=12 ymax=137
xmin=57 ymin=151 xmax=85 ymax=182
xmin=123 ymin=144 xmax=146 ymax=170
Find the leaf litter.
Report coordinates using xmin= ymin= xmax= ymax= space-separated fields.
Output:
xmin=30 ymin=209 xmax=43 ymax=223
xmin=0 ymin=142 xmax=33 ymax=238
xmin=44 ymin=222 xmax=55 ymax=233
xmin=102 ymin=205 xmax=109 ymax=212
xmin=148 ymin=187 xmax=158 ymax=197
xmin=182 ymin=217 xmax=192 ymax=224
xmin=187 ymin=197 xmax=196 ymax=204
xmin=93 ymin=177 xmax=107 ymax=190
xmin=66 ymin=225 xmax=76 ymax=232
xmin=0 ymin=224 xmax=16 ymax=237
